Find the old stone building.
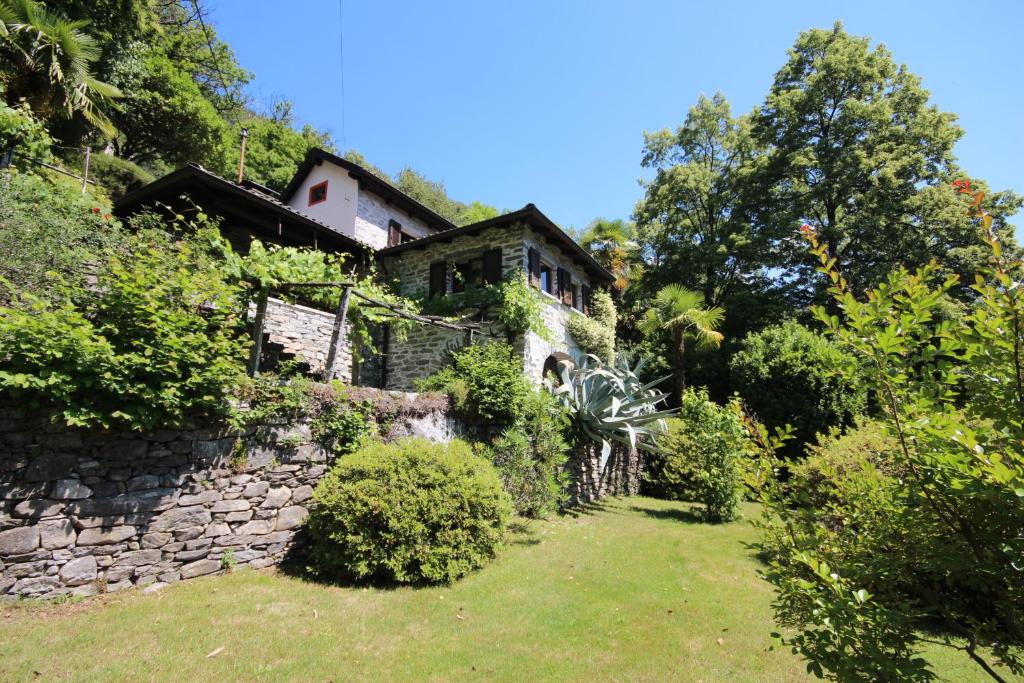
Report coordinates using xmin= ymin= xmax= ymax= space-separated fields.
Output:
xmin=115 ymin=149 xmax=613 ymax=388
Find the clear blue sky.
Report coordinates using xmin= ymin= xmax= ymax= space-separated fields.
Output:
xmin=212 ymin=0 xmax=1023 ymax=232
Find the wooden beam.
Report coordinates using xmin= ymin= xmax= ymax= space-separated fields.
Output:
xmin=247 ymin=287 xmax=269 ymax=376
xmin=324 ymin=285 xmax=353 ymax=381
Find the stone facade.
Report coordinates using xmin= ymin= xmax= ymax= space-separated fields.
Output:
xmin=0 ymin=394 xmax=456 ymax=600
xmin=354 ymin=189 xmax=434 ymax=250
xmin=260 ymin=297 xmax=353 ymax=381
xmin=379 ymin=223 xmax=594 ymax=390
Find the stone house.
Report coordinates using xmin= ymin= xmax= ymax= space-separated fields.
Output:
xmin=115 ymin=149 xmax=613 ymax=388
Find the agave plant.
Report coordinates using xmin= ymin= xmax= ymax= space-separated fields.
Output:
xmin=548 ymin=353 xmax=676 ymax=470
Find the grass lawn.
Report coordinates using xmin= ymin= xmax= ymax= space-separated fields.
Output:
xmin=0 ymin=497 xmax=1006 ymax=682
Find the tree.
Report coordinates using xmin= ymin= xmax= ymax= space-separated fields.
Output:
xmin=0 ymin=0 xmax=121 ymax=137
xmin=579 ymin=218 xmax=636 ymax=290
xmin=635 ymin=93 xmax=771 ymax=307
xmin=747 ymin=216 xmax=1024 ymax=681
xmin=752 ymin=22 xmax=1021 ymax=301
xmin=106 ymin=42 xmax=226 ymax=166
xmin=640 ymin=284 xmax=724 ymax=400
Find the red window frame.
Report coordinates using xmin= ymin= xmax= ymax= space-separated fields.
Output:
xmin=308 ymin=180 xmax=328 ymax=206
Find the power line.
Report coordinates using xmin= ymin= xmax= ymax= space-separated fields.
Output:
xmin=337 ymin=0 xmax=348 ymax=150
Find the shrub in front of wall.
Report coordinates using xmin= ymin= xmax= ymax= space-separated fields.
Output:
xmin=484 ymin=389 xmax=570 ymax=518
xmin=416 ymin=341 xmax=530 ymax=425
xmin=307 ymin=438 xmax=512 ymax=584
xmin=644 ymin=389 xmax=749 ymax=522
xmin=729 ymin=320 xmax=865 ymax=458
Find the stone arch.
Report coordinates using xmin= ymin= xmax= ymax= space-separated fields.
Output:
xmin=543 ymin=352 xmax=575 ymax=380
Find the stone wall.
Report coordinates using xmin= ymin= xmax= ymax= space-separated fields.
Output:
xmin=0 ymin=392 xmax=457 ymax=600
xmin=259 ymin=297 xmax=352 ymax=382
xmin=354 ymin=188 xmax=434 ymax=250
xmin=378 ymin=223 xmax=594 ymax=390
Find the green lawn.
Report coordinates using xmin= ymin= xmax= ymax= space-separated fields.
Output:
xmin=0 ymin=498 xmax=1004 ymax=682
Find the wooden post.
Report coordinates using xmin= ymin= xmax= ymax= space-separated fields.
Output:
xmin=324 ymin=284 xmax=353 ymax=381
xmin=247 ymin=287 xmax=269 ymax=377
xmin=237 ymin=128 xmax=249 ymax=184
xmin=81 ymin=146 xmax=91 ymax=194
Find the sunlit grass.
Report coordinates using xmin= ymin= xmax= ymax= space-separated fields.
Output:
xmin=0 ymin=498 xmax=1000 ymax=681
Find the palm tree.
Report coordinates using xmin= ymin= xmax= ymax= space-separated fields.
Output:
xmin=640 ymin=284 xmax=724 ymax=400
xmin=0 ymin=0 xmax=120 ymax=137
xmin=580 ymin=218 xmax=637 ymax=290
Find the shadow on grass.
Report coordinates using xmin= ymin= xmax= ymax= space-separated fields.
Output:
xmin=628 ymin=503 xmax=707 ymax=525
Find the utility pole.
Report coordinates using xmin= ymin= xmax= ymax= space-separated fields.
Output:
xmin=81 ymin=146 xmax=91 ymax=194
xmin=237 ymin=128 xmax=249 ymax=184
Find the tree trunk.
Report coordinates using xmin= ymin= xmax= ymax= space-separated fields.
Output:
xmin=673 ymin=329 xmax=686 ymax=403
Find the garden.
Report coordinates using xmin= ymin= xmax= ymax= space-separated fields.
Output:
xmin=2 ymin=2 xmax=1023 ymax=681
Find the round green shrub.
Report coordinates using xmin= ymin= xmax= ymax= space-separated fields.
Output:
xmin=307 ymin=437 xmax=512 ymax=584
xmin=788 ymin=419 xmax=900 ymax=509
xmin=643 ymin=389 xmax=749 ymax=522
xmin=729 ymin=320 xmax=865 ymax=457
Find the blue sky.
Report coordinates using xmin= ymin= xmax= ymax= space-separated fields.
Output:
xmin=212 ymin=0 xmax=1023 ymax=232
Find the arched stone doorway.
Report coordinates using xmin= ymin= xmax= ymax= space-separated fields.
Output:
xmin=543 ymin=352 xmax=575 ymax=381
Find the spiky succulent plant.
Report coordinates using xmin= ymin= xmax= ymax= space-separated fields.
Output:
xmin=548 ymin=353 xmax=676 ymax=470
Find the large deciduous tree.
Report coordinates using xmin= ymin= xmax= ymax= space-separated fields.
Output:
xmin=752 ymin=22 xmax=1020 ymax=301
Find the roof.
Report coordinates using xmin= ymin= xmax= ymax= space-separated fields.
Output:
xmin=377 ymin=204 xmax=615 ymax=284
xmin=114 ymin=163 xmax=373 ymax=256
xmin=280 ymin=148 xmax=459 ymax=233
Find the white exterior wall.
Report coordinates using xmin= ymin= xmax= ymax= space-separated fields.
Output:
xmin=354 ymin=189 xmax=435 ymax=250
xmin=286 ymin=163 xmax=359 ymax=238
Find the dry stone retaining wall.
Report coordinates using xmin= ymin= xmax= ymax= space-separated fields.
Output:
xmin=0 ymin=393 xmax=456 ymax=600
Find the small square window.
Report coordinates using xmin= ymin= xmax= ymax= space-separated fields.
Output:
xmin=308 ymin=180 xmax=328 ymax=206
xmin=540 ymin=264 xmax=553 ymax=294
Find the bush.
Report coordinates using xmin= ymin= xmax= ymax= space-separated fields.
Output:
xmin=0 ymin=170 xmax=123 ymax=305
xmin=307 ymin=438 xmax=511 ymax=584
xmin=0 ymin=207 xmax=248 ymax=430
xmin=566 ymin=289 xmax=616 ymax=362
xmin=788 ymin=419 xmax=899 ymax=509
xmin=484 ymin=390 xmax=570 ymax=517
xmin=644 ymin=389 xmax=748 ymax=522
xmin=417 ymin=341 xmax=531 ymax=424
xmin=729 ymin=321 xmax=865 ymax=457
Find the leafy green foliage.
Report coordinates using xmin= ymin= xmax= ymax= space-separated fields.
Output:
xmin=60 ymin=148 xmax=154 ymax=199
xmin=752 ymin=22 xmax=1022 ymax=302
xmin=483 ymin=390 xmax=570 ymax=518
xmin=0 ymin=169 xmax=121 ymax=305
xmin=0 ymin=219 xmax=247 ymax=429
xmin=746 ymin=223 xmax=1024 ymax=681
xmin=644 ymin=390 xmax=748 ymax=522
xmin=496 ymin=272 xmax=551 ymax=341
xmin=417 ymin=341 xmax=531 ymax=424
xmin=640 ymin=284 xmax=724 ymax=401
xmin=579 ymin=218 xmax=637 ymax=290
xmin=0 ymin=0 xmax=122 ymax=136
xmin=307 ymin=437 xmax=511 ymax=584
xmin=730 ymin=320 xmax=865 ymax=458
xmin=549 ymin=353 xmax=675 ymax=470
xmin=0 ymin=101 xmax=51 ymax=164
xmin=309 ymin=397 xmax=376 ymax=455
xmin=567 ymin=289 xmax=616 ymax=362
xmin=788 ymin=419 xmax=898 ymax=510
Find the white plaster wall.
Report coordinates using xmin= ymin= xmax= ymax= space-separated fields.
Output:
xmin=286 ymin=162 xmax=359 ymax=238
xmin=354 ymin=189 xmax=435 ymax=250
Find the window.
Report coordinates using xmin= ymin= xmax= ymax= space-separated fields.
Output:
xmin=451 ymin=257 xmax=483 ymax=293
xmin=540 ymin=264 xmax=553 ymax=295
xmin=572 ymin=285 xmax=581 ymax=310
xmin=308 ymin=180 xmax=328 ymax=206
